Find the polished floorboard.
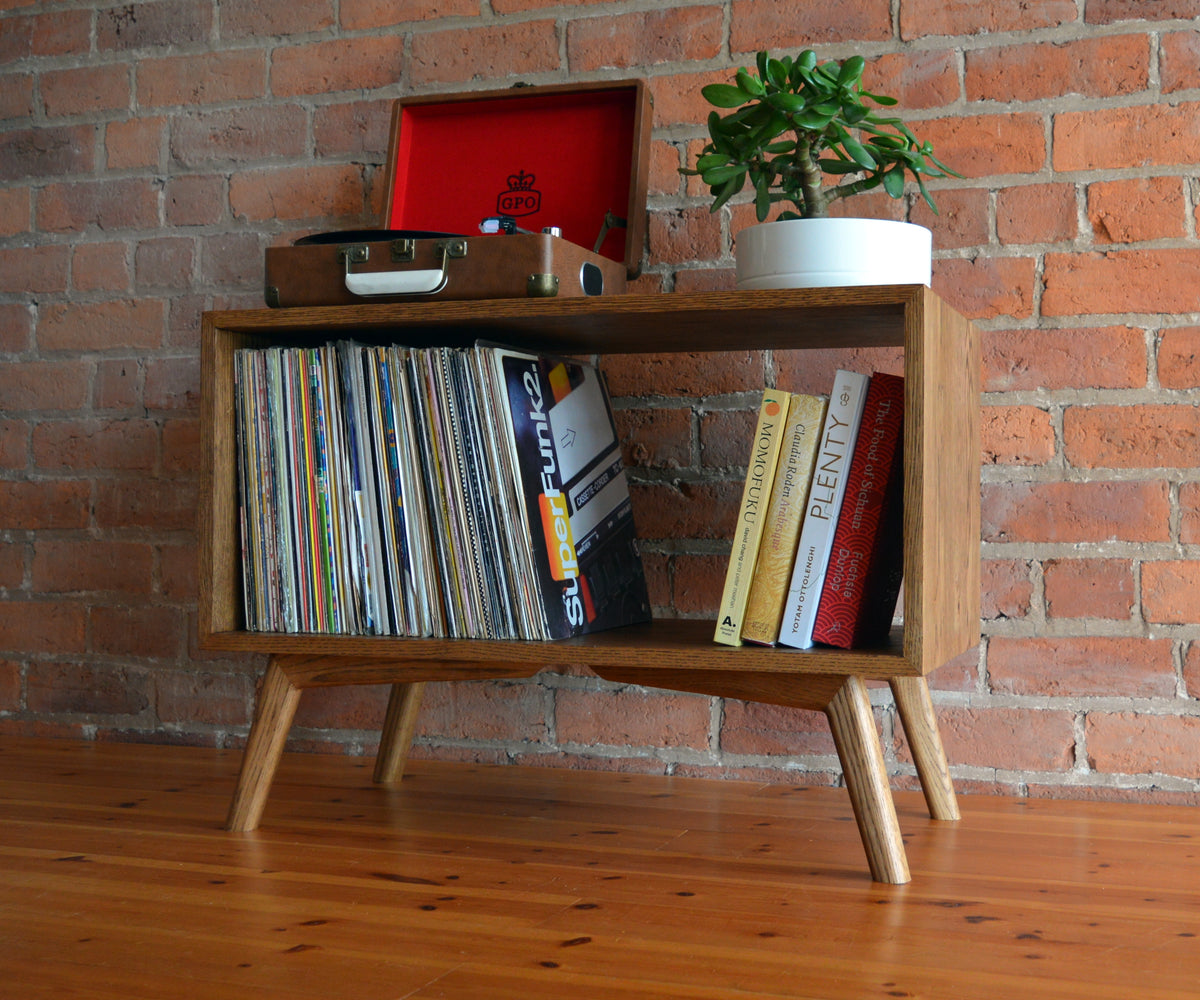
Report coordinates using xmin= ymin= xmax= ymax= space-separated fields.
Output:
xmin=2 ymin=735 xmax=1199 ymax=999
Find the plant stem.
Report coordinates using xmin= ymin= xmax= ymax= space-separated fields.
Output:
xmin=797 ymin=136 xmax=827 ymax=218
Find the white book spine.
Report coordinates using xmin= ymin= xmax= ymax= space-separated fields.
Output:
xmin=777 ymin=370 xmax=870 ymax=650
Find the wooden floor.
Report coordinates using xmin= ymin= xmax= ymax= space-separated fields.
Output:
xmin=3 ymin=737 xmax=1200 ymax=999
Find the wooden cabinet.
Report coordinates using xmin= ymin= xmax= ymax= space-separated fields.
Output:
xmin=199 ymin=286 xmax=980 ymax=884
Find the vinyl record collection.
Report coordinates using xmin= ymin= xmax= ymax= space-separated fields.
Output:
xmin=233 ymin=340 xmax=651 ymax=641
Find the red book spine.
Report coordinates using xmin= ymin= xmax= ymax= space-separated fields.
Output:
xmin=811 ymin=372 xmax=905 ymax=648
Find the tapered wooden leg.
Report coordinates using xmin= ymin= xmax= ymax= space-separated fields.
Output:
xmin=226 ymin=658 xmax=302 ymax=832
xmin=373 ymin=681 xmax=427 ymax=785
xmin=825 ymin=675 xmax=910 ymax=884
xmin=890 ymin=675 xmax=960 ymax=822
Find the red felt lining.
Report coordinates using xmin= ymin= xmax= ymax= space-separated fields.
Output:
xmin=388 ymin=89 xmax=639 ymax=263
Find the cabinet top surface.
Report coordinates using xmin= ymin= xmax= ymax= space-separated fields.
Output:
xmin=204 ymin=286 xmax=950 ymax=354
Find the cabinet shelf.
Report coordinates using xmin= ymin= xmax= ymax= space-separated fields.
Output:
xmin=198 ymin=285 xmax=980 ymax=884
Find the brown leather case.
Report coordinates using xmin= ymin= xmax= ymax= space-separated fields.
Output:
xmin=264 ymin=80 xmax=649 ymax=308
xmin=265 ymin=231 xmax=626 ymax=308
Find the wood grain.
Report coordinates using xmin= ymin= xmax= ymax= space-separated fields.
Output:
xmin=4 ymin=737 xmax=1200 ymax=1000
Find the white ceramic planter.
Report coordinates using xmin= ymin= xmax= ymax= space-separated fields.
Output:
xmin=734 ymin=218 xmax=932 ymax=290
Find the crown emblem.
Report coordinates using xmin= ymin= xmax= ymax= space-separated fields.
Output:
xmin=497 ymin=169 xmax=541 ymax=217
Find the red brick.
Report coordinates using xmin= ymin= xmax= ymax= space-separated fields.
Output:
xmin=94 ymin=479 xmax=198 ymax=531
xmin=671 ymin=553 xmax=726 ymax=616
xmin=26 ymin=661 xmax=150 ymax=716
xmin=1086 ymin=0 xmax=1200 ymax=23
xmin=719 ymin=699 xmax=836 ymax=756
xmin=864 ymin=50 xmax=960 ymax=110
xmin=1064 ymin=404 xmax=1200 ymax=469
xmin=0 ymin=417 xmax=26 ymax=467
xmin=556 ymin=685 xmax=711 ymax=751
xmin=161 ymin=417 xmax=200 ymax=474
xmin=106 ymin=116 xmax=165 ymax=171
xmin=41 ymin=64 xmax=130 ymax=117
xmin=0 ymin=71 xmax=34 ymax=120
xmin=134 ymin=237 xmax=192 ymax=292
xmin=91 ymin=604 xmax=184 ymax=659
xmin=72 ymin=242 xmax=130 ymax=293
xmin=1088 ymin=176 xmax=1185 ymax=243
xmin=901 ymin=0 xmax=1077 ymax=36
xmin=0 ymin=359 xmax=89 ymax=411
xmin=1185 ymin=641 xmax=1200 ymax=697
xmin=734 ymin=0 xmax=890 ymax=48
xmin=927 ymin=645 xmax=981 ymax=692
xmin=32 ymin=9 xmax=91 ymax=56
xmin=649 ymin=206 xmax=724 ymax=267
xmin=1043 ymin=559 xmax=1134 ymax=619
xmin=996 ymin=183 xmax=1077 ymax=246
xmin=38 ymin=299 xmax=164 ymax=352
xmin=983 ymin=326 xmax=1147 ymax=392
xmin=313 ymin=99 xmax=392 ymax=160
xmin=1142 ymin=560 xmax=1200 ymax=625
xmin=33 ymin=419 xmax=157 ymax=472
xmin=159 ymin=542 xmax=198 ymax=601
xmin=144 ymin=356 xmax=201 ymax=411
xmin=1055 ymin=103 xmax=1200 ymax=171
xmin=229 ymin=163 xmax=365 ymax=223
xmin=33 ymin=540 xmax=154 ymax=595
xmin=0 ymin=601 xmax=86 ymax=655
xmin=342 ymin=0 xmax=476 ymax=28
xmin=981 ymin=559 xmax=1033 ymax=621
xmin=1161 ymin=31 xmax=1200 ymax=92
xmin=1086 ymin=713 xmax=1200 ymax=779
xmin=568 ymin=7 xmax=723 ymax=71
xmin=630 ymin=481 xmax=741 ymax=541
xmin=931 ymin=256 xmax=1037 ymax=321
xmin=673 ymin=268 xmax=735 ymax=293
xmin=94 ymin=359 xmax=141 ymax=411
xmin=989 ymin=637 xmax=1175 ymax=698
xmin=698 ymin=408 xmax=759 ymax=469
xmin=0 ymin=303 xmax=31 ymax=353
xmin=650 ymin=69 xmax=736 ymax=129
xmin=0 ymin=125 xmax=93 ymax=182
xmin=965 ymin=35 xmax=1149 ymax=102
xmin=416 ymin=679 xmax=547 ymax=742
xmin=170 ymin=105 xmax=308 ymax=167
xmin=0 ymin=660 xmax=20 ymax=712
xmin=410 ymin=21 xmax=559 ymax=86
xmin=600 ymin=350 xmax=764 ymax=398
xmin=0 ymin=245 xmax=69 ymax=294
xmin=138 ymin=50 xmax=266 ymax=107
xmin=221 ymin=0 xmax=333 ymax=37
xmin=615 ymin=407 xmax=692 ymax=470
xmin=165 ymin=175 xmax=226 ymax=227
xmin=0 ymin=481 xmax=89 ymax=529
xmin=38 ymin=177 xmax=159 ymax=233
xmin=1182 ymin=482 xmax=1200 ymax=544
xmin=981 ymin=481 xmax=1170 ymax=543
xmin=272 ymin=35 xmax=404 ymax=97
xmin=639 ymin=551 xmax=669 ymax=610
xmin=289 ymin=683 xmax=389 ymax=731
xmin=775 ymin=348 xmax=903 ymax=396
xmin=1043 ymin=249 xmax=1200 ymax=316
xmin=97 ymin=0 xmax=212 ymax=49
xmin=1158 ymin=327 xmax=1200 ymax=389
xmin=156 ymin=670 xmax=254 ymax=727
xmin=933 ymin=706 xmax=1077 ymax=772
xmin=982 ymin=405 xmax=1054 ymax=466
xmin=910 ymin=188 xmax=990 ymax=250
xmin=200 ymin=232 xmax=263 ymax=291
xmin=651 ymin=138 xmax=685 ymax=198
xmin=915 ymin=113 xmax=1046 ymax=179
xmin=0 ymin=186 xmax=30 ymax=238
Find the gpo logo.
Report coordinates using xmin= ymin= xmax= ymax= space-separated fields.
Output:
xmin=497 ymin=170 xmax=541 ymax=217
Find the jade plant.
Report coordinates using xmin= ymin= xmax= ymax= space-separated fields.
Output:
xmin=684 ymin=49 xmax=959 ymax=221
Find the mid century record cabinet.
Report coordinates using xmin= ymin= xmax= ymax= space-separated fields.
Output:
xmin=198 ymin=286 xmax=981 ymax=884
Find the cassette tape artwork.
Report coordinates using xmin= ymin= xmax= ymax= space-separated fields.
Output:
xmin=482 ymin=345 xmax=651 ymax=639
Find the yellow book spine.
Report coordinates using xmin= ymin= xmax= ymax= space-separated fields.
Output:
xmin=740 ymin=393 xmax=827 ymax=645
xmin=713 ymin=388 xmax=790 ymax=646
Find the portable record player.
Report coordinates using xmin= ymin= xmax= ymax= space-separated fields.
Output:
xmin=264 ymin=80 xmax=650 ymax=307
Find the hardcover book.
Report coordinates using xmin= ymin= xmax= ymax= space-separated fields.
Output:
xmin=714 ymin=388 xmax=791 ymax=646
xmin=740 ymin=392 xmax=828 ymax=645
xmin=812 ymin=372 xmax=905 ymax=648
xmin=777 ymin=370 xmax=869 ymax=651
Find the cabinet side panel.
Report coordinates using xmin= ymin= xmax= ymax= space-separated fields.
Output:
xmin=904 ymin=290 xmax=981 ymax=673
xmin=198 ymin=318 xmax=244 ymax=639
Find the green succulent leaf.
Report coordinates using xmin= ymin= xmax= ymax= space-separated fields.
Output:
xmin=837 ymin=55 xmax=866 ymax=87
xmin=702 ymin=83 xmax=751 ymax=108
xmin=882 ymin=167 xmax=906 ymax=198
xmin=736 ymin=68 xmax=765 ymax=97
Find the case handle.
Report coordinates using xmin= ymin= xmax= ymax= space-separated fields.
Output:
xmin=339 ymin=240 xmax=466 ymax=297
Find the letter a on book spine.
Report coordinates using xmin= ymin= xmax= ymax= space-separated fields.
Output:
xmin=778 ymin=370 xmax=869 ymax=650
xmin=713 ymin=388 xmax=790 ymax=646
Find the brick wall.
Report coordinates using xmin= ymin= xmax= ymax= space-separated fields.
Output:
xmin=4 ymin=0 xmax=1200 ymax=803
